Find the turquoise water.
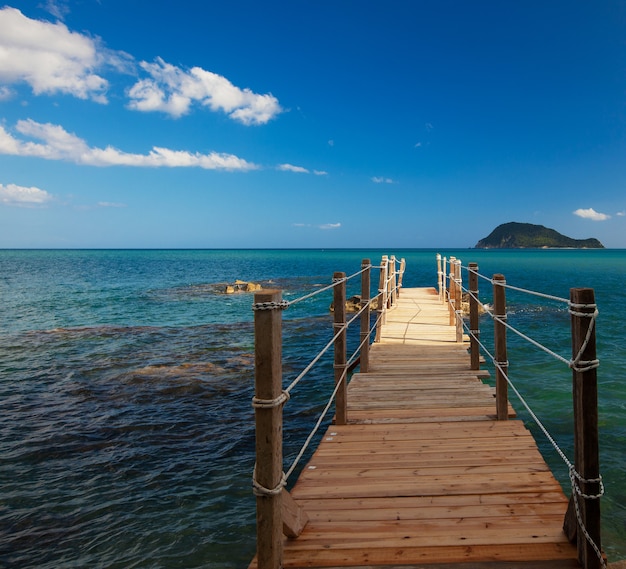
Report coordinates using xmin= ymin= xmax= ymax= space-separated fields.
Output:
xmin=0 ymin=249 xmax=624 ymax=566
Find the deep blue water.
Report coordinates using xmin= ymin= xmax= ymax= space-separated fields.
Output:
xmin=0 ymin=249 xmax=624 ymax=567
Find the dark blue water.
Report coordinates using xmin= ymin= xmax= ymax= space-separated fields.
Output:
xmin=0 ymin=249 xmax=624 ymax=566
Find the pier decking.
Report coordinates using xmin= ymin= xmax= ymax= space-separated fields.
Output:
xmin=252 ymin=286 xmax=580 ymax=568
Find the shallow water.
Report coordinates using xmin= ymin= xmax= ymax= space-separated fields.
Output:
xmin=0 ymin=249 xmax=624 ymax=566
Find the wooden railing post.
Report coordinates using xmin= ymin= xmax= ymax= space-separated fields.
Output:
xmin=448 ymin=257 xmax=456 ymax=326
xmin=569 ymin=288 xmax=602 ymax=569
xmin=253 ymin=289 xmax=285 ymax=569
xmin=398 ymin=258 xmax=406 ymax=298
xmin=437 ymin=254 xmax=443 ymax=301
xmin=333 ymin=272 xmax=347 ymax=425
xmin=454 ymin=259 xmax=463 ymax=343
xmin=360 ymin=259 xmax=371 ymax=373
xmin=390 ymin=256 xmax=397 ymax=307
xmin=492 ymin=274 xmax=508 ymax=420
xmin=379 ymin=256 xmax=388 ymax=326
xmin=468 ymin=263 xmax=480 ymax=370
xmin=441 ymin=256 xmax=448 ymax=304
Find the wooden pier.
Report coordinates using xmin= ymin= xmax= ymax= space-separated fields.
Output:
xmin=250 ymin=285 xmax=583 ymax=568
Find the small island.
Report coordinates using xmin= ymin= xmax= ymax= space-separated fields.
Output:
xmin=475 ymin=222 xmax=604 ymax=249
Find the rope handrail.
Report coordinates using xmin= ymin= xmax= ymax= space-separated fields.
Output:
xmin=286 ymin=264 xmax=371 ymax=308
xmin=252 ymin=254 xmax=403 ymax=564
xmin=282 ymin=292 xmax=378 ymax=396
xmin=460 ymin=283 xmax=600 ymax=374
xmin=449 ymin=251 xmax=605 ymax=568
xmin=284 ymin=311 xmax=383 ymax=481
xmin=282 ymin=254 xmax=403 ymax=398
xmin=284 ymin=364 xmax=347 ymax=481
xmin=461 ymin=318 xmax=605 ymax=568
xmin=280 ymin=257 xmax=401 ymax=480
xmin=463 ymin=316 xmax=605 ymax=497
xmin=459 ymin=262 xmax=570 ymax=304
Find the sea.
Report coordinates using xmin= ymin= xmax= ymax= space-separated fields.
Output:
xmin=0 ymin=248 xmax=624 ymax=568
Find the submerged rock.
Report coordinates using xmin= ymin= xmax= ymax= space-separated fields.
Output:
xmin=225 ymin=280 xmax=262 ymax=294
xmin=330 ymin=295 xmax=380 ymax=313
xmin=461 ymin=292 xmax=486 ymax=315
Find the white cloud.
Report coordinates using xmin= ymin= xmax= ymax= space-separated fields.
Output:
xmin=573 ymin=208 xmax=611 ymax=221
xmin=313 ymin=170 xmax=328 ymax=176
xmin=0 ymin=7 xmax=109 ymax=103
xmin=293 ymin=222 xmax=341 ymax=230
xmin=0 ymin=183 xmax=52 ymax=206
xmin=278 ymin=163 xmax=309 ymax=173
xmin=43 ymin=0 xmax=70 ymax=20
xmin=616 ymin=211 xmax=625 ymax=217
xmin=0 ymin=119 xmax=258 ymax=171
xmin=0 ymin=9 xmax=278 ymax=125
xmin=372 ymin=176 xmax=395 ymax=184
xmin=127 ymin=57 xmax=282 ymax=125
xmin=0 ymin=86 xmax=13 ymax=100
xmin=97 ymin=201 xmax=126 ymax=208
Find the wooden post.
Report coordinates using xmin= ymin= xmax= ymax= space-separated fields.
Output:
xmin=397 ymin=258 xmax=406 ymax=297
xmin=570 ymin=288 xmax=602 ymax=569
xmin=437 ymin=254 xmax=443 ymax=301
xmin=441 ymin=256 xmax=447 ymax=304
xmin=468 ymin=263 xmax=480 ymax=370
xmin=454 ymin=259 xmax=463 ymax=343
xmin=448 ymin=257 xmax=456 ymax=326
xmin=360 ymin=259 xmax=371 ymax=373
xmin=493 ymin=274 xmax=508 ymax=420
xmin=390 ymin=256 xmax=397 ymax=307
xmin=380 ymin=256 xmax=388 ymax=326
xmin=253 ymin=290 xmax=285 ymax=569
xmin=333 ymin=272 xmax=347 ymax=425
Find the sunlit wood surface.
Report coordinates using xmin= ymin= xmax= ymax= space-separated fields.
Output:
xmin=251 ymin=287 xmax=579 ymax=568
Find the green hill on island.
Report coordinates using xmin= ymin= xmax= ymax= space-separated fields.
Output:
xmin=475 ymin=222 xmax=604 ymax=249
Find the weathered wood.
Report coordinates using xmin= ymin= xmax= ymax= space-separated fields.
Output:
xmin=442 ymin=255 xmax=448 ymax=305
xmin=469 ymin=262 xmax=480 ymax=370
xmin=287 ymin=561 xmax=581 ymax=569
xmin=437 ymin=253 xmax=443 ymax=301
xmin=568 ymin=288 xmax=602 ymax=569
xmin=448 ymin=257 xmax=456 ymax=326
xmin=397 ymin=258 xmax=406 ymax=297
xmin=389 ymin=256 xmax=397 ymax=306
xmin=253 ymin=289 xmax=284 ymax=569
xmin=282 ymin=489 xmax=309 ymax=538
xmin=360 ymin=259 xmax=371 ymax=373
xmin=454 ymin=259 xmax=463 ymax=343
xmin=492 ymin=274 xmax=509 ymax=421
xmin=375 ymin=256 xmax=388 ymax=340
xmin=333 ymin=272 xmax=347 ymax=425
xmin=263 ymin=544 xmax=579 ymax=568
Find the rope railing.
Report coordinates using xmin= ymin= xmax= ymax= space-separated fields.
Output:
xmin=439 ymin=254 xmax=604 ymax=569
xmin=276 ymin=264 xmax=369 ymax=308
xmin=284 ymin=311 xmax=383 ymax=483
xmin=251 ymin=255 xmax=404 ymax=567
xmin=460 ymin=314 xmax=605 ymax=568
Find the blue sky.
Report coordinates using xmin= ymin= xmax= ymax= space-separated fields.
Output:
xmin=1 ymin=1 xmax=625 ymax=248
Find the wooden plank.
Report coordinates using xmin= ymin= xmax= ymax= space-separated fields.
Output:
xmin=282 ymin=489 xmax=309 ymax=538
xmin=300 ymin=501 xmax=569 ymax=522
xmin=297 ymin=492 xmax=569 ymax=511
xmin=275 ymin=543 xmax=579 ymax=567
xmin=280 ymin=562 xmax=581 ymax=569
